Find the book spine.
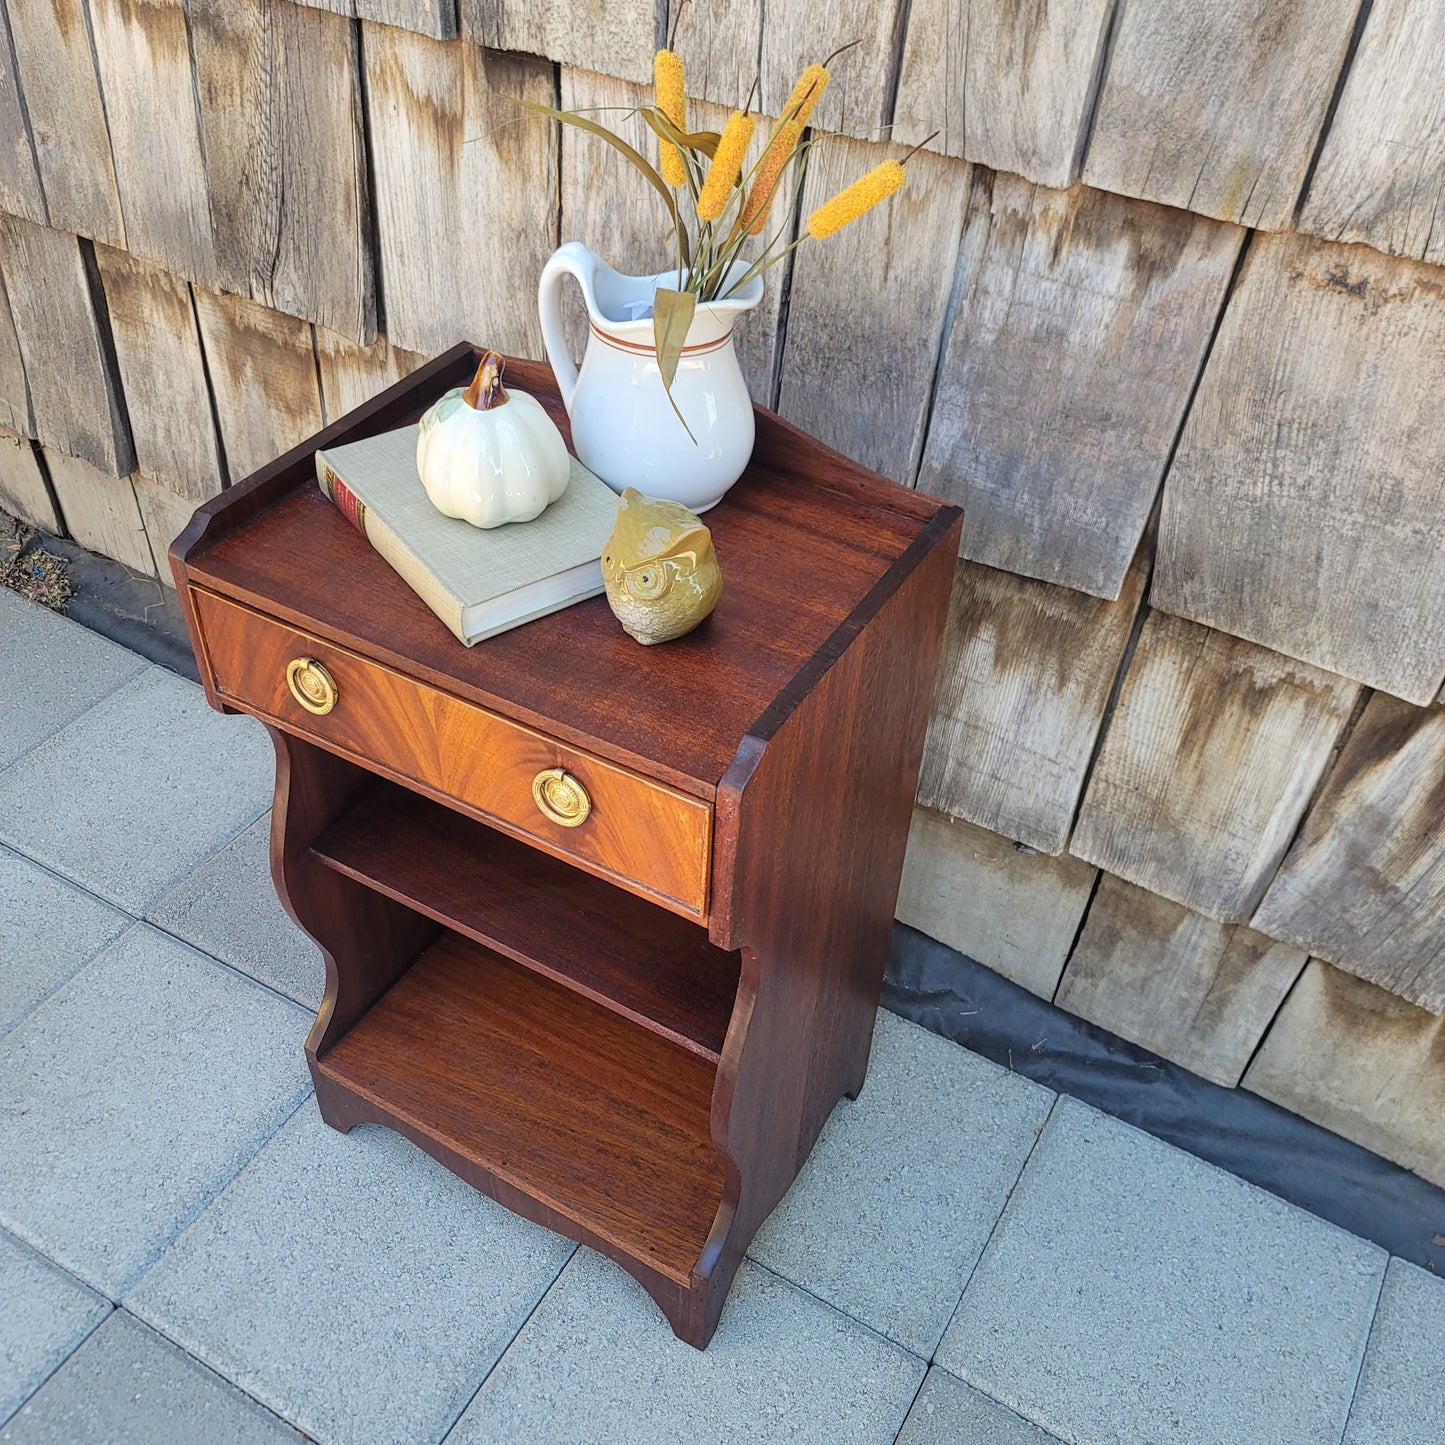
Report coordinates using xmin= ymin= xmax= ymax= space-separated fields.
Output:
xmin=316 ymin=457 xmax=369 ymax=538
xmin=314 ymin=451 xmax=469 ymax=646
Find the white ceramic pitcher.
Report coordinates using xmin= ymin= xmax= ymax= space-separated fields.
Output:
xmin=537 ymin=242 xmax=764 ymax=513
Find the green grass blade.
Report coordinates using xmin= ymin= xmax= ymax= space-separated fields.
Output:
xmin=506 ymin=96 xmax=690 ymax=269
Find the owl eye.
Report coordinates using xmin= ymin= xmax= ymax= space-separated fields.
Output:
xmin=601 ymin=551 xmax=617 ymax=579
xmin=626 ymin=562 xmax=671 ymax=600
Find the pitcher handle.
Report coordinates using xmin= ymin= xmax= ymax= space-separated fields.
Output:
xmin=537 ymin=242 xmax=598 ymax=413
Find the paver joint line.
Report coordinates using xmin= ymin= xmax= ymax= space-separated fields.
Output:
xmin=0 ymin=586 xmax=151 ymax=774
xmin=145 ymin=813 xmax=326 ymax=1009
xmin=433 ymin=1241 xmax=581 ymax=1445
xmin=1335 ymin=1265 xmax=1390 ymax=1445
xmin=745 ymin=1255 xmax=931 ymax=1360
xmin=0 ymin=663 xmax=274 ymax=916
xmin=936 ymin=1096 xmax=1388 ymax=1445
xmin=930 ymin=1092 xmax=1063 ymax=1356
xmin=1 ymin=1308 xmax=305 ymax=1443
xmin=125 ymin=1107 xmax=576 ymax=1445
xmin=1340 ymin=1258 xmax=1445 ymax=1444
xmin=0 ymin=668 xmax=145 ymax=775
xmin=0 ymin=921 xmax=315 ymax=1298
xmin=98 ymin=1304 xmax=325 ymax=1442
xmin=114 ymin=1084 xmax=318 ymax=1299
xmin=747 ymin=1011 xmax=1056 ymax=1357
xmin=0 ymin=1226 xmax=114 ymax=1430
xmin=0 ymin=846 xmax=130 ymax=1039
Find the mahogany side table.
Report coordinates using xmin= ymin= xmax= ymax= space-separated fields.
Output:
xmin=171 ymin=345 xmax=962 ymax=1348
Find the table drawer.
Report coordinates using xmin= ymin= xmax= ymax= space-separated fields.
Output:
xmin=191 ymin=589 xmax=711 ymax=918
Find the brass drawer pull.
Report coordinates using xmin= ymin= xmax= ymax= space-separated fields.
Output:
xmin=532 ymin=767 xmax=591 ymax=828
xmin=286 ymin=656 xmax=339 ymax=715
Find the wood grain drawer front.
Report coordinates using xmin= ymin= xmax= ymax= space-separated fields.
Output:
xmin=192 ymin=590 xmax=711 ymax=918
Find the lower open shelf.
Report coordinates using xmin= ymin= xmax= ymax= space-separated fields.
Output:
xmin=315 ymin=929 xmax=726 ymax=1286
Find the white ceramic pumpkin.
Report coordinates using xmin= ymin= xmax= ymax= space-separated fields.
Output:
xmin=416 ymin=352 xmax=571 ymax=528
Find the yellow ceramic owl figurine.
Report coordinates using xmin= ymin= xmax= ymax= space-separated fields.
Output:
xmin=601 ymin=488 xmax=723 ymax=645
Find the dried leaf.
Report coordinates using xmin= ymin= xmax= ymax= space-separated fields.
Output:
xmin=641 ymin=107 xmax=721 ymax=160
xmin=506 ymin=97 xmax=689 ymax=269
xmin=652 ymin=287 xmax=695 ymax=389
xmin=653 ymin=287 xmax=698 ymax=444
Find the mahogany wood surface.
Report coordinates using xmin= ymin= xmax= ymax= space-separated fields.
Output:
xmin=312 ymin=781 xmax=739 ymax=1062
xmin=174 ymin=349 xmax=930 ymax=792
xmin=692 ymin=507 xmax=964 ymax=1341
xmin=170 ymin=346 xmax=963 ymax=1348
xmin=266 ymin=729 xmax=438 ymax=1057
xmin=318 ymin=932 xmax=724 ymax=1288
xmin=195 ymin=586 xmax=711 ymax=918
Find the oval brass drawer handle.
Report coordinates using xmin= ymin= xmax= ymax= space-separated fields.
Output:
xmin=286 ymin=656 xmax=339 ymax=716
xmin=532 ymin=767 xmax=591 ymax=828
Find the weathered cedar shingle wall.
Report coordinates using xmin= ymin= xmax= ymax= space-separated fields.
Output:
xmin=1 ymin=0 xmax=1441 ymax=1186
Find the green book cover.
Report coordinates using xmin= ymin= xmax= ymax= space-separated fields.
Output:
xmin=315 ymin=424 xmax=617 ymax=646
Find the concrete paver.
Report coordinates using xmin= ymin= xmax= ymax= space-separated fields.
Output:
xmin=0 ymin=666 xmax=272 ymax=914
xmin=0 ymin=847 xmax=127 ymax=1037
xmin=127 ymin=1106 xmax=574 ymax=1445
xmin=148 ymin=815 xmax=324 ymax=1009
xmin=0 ymin=1312 xmax=300 ymax=1444
xmin=0 ymin=588 xmax=145 ymax=769
xmin=1343 ymin=1258 xmax=1445 ymax=1444
xmin=5 ymin=591 xmax=1445 ymax=1445
xmin=0 ymin=1231 xmax=110 ymax=1428
xmin=749 ymin=1010 xmax=1054 ymax=1355
xmin=446 ymin=1251 xmax=926 ymax=1445
xmin=0 ymin=924 xmax=311 ymax=1295
xmin=896 ymin=1369 xmax=1064 ymax=1445
xmin=938 ymin=1096 xmax=1389 ymax=1445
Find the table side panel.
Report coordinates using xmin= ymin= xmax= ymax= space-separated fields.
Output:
xmin=694 ymin=508 xmax=963 ymax=1341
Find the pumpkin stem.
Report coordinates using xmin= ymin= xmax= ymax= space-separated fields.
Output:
xmin=463 ymin=351 xmax=509 ymax=409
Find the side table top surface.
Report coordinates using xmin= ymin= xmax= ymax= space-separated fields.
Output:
xmin=177 ymin=346 xmax=958 ymax=796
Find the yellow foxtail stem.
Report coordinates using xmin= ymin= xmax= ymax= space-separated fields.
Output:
xmin=721 ymin=230 xmax=811 ymax=295
xmin=696 ymin=110 xmax=754 ymax=221
xmin=742 ymin=119 xmax=801 ymax=234
xmin=505 ymin=94 xmax=690 ymax=269
xmin=899 ymin=130 xmax=942 ymax=164
xmin=654 ymin=49 xmax=687 ymax=187
xmin=806 ymin=159 xmax=907 ymax=239
xmin=667 ymin=0 xmax=688 ymax=49
xmin=718 ymin=132 xmax=824 ymax=294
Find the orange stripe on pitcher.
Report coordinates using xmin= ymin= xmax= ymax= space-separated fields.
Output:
xmin=589 ymin=324 xmax=734 ymax=358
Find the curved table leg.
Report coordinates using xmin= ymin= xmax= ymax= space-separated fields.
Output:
xmin=264 ymin=727 xmax=437 ymax=1121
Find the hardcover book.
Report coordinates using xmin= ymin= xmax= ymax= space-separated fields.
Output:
xmin=315 ymin=424 xmax=618 ymax=646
